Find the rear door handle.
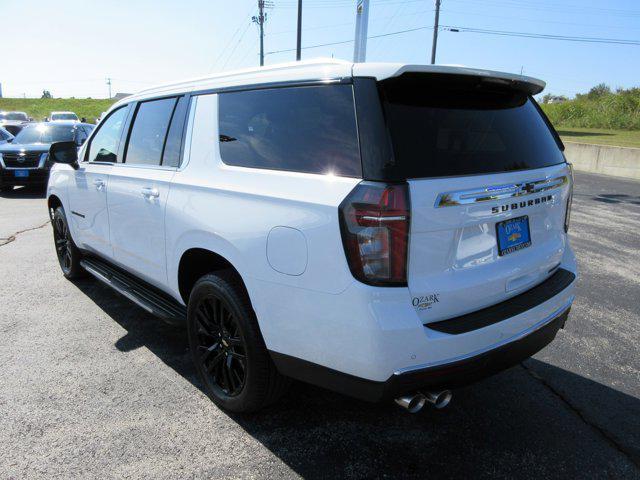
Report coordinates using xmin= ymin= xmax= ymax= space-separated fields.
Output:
xmin=93 ymin=179 xmax=105 ymax=190
xmin=141 ymin=187 xmax=160 ymax=199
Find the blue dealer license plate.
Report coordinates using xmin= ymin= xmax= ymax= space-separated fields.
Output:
xmin=496 ymin=215 xmax=531 ymax=256
xmin=14 ymin=169 xmax=29 ymax=178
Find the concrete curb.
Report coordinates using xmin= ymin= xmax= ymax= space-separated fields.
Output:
xmin=563 ymin=142 xmax=640 ymax=180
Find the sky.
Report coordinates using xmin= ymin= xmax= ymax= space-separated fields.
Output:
xmin=1 ymin=0 xmax=639 ymax=99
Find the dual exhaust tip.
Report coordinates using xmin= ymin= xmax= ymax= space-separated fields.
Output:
xmin=394 ymin=390 xmax=452 ymax=413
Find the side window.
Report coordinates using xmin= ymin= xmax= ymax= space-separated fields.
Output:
xmin=86 ymin=106 xmax=130 ymax=163
xmin=161 ymin=96 xmax=189 ymax=167
xmin=75 ymin=127 xmax=88 ymax=146
xmin=217 ymin=84 xmax=362 ymax=177
xmin=124 ymin=97 xmax=176 ymax=166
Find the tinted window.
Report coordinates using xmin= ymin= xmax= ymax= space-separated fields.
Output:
xmin=0 ymin=112 xmax=28 ymax=121
xmin=86 ymin=106 xmax=129 ymax=163
xmin=218 ymin=85 xmax=361 ymax=177
xmin=51 ymin=113 xmax=78 ymax=121
xmin=75 ymin=127 xmax=88 ymax=145
xmin=161 ymin=96 xmax=188 ymax=167
xmin=14 ymin=124 xmax=76 ymax=144
xmin=379 ymin=74 xmax=565 ymax=179
xmin=125 ymin=98 xmax=176 ymax=166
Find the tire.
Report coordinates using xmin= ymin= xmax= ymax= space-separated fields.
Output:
xmin=187 ymin=271 xmax=290 ymax=413
xmin=52 ymin=206 xmax=85 ymax=279
xmin=0 ymin=184 xmax=12 ymax=192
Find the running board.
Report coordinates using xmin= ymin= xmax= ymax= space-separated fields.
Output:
xmin=80 ymin=257 xmax=186 ymax=325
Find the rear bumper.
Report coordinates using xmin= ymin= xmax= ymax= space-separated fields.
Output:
xmin=271 ymin=304 xmax=571 ymax=402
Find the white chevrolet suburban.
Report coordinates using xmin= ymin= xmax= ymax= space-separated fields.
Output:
xmin=46 ymin=59 xmax=577 ymax=413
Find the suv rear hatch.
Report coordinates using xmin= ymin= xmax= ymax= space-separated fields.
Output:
xmin=353 ymin=69 xmax=572 ymax=325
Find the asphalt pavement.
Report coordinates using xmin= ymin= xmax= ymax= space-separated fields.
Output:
xmin=0 ymin=171 xmax=638 ymax=479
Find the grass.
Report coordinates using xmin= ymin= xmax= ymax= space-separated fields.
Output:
xmin=541 ymin=87 xmax=640 ymax=130
xmin=557 ymin=128 xmax=640 ymax=149
xmin=540 ymin=85 xmax=640 ymax=148
xmin=0 ymin=98 xmax=116 ymax=124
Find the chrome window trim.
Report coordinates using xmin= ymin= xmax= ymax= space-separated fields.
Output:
xmin=109 ymin=162 xmax=178 ymax=172
xmin=434 ymin=175 xmax=568 ymax=208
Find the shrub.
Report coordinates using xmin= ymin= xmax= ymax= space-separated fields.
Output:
xmin=542 ymin=85 xmax=640 ymax=130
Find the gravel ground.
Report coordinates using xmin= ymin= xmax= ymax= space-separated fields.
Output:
xmin=0 ymin=172 xmax=638 ymax=479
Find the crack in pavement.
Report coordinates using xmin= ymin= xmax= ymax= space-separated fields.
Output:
xmin=520 ymin=362 xmax=640 ymax=471
xmin=0 ymin=221 xmax=50 ymax=247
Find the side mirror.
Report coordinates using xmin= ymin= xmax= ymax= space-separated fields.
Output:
xmin=6 ymin=138 xmax=13 ymax=143
xmin=50 ymin=141 xmax=79 ymax=169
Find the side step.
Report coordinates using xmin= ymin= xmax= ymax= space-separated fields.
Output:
xmin=80 ymin=257 xmax=186 ymax=324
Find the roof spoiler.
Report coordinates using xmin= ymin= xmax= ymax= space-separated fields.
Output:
xmin=352 ymin=64 xmax=546 ymax=95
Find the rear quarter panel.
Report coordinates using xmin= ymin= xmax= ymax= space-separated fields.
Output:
xmin=165 ymin=94 xmax=360 ymax=326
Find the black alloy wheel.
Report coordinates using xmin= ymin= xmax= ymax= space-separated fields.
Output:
xmin=52 ymin=207 xmax=84 ymax=279
xmin=187 ymin=272 xmax=290 ymax=412
xmin=53 ymin=212 xmax=73 ymax=274
xmin=194 ymin=294 xmax=247 ymax=397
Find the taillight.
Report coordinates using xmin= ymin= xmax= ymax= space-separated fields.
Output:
xmin=338 ymin=182 xmax=410 ymax=286
xmin=565 ymin=163 xmax=573 ymax=233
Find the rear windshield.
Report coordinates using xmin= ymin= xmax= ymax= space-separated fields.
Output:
xmin=14 ymin=124 xmax=75 ymax=144
xmin=51 ymin=113 xmax=78 ymax=120
xmin=379 ymin=74 xmax=565 ymax=179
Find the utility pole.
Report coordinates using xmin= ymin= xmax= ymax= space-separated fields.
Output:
xmin=252 ymin=1 xmax=271 ymax=66
xmin=106 ymin=77 xmax=112 ymax=99
xmin=353 ymin=0 xmax=370 ymax=63
xmin=430 ymin=0 xmax=441 ymax=65
xmin=296 ymin=0 xmax=302 ymax=61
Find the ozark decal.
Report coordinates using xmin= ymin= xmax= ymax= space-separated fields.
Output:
xmin=412 ymin=293 xmax=440 ymax=311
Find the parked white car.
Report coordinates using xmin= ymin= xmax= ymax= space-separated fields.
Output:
xmin=46 ymin=59 xmax=577 ymax=413
xmin=49 ymin=111 xmax=79 ymax=122
xmin=0 ymin=111 xmax=30 ymax=135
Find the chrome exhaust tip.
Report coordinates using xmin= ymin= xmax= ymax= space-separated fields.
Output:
xmin=394 ymin=393 xmax=427 ymax=413
xmin=425 ymin=390 xmax=452 ymax=409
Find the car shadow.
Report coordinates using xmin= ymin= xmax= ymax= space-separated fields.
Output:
xmin=71 ymin=278 xmax=640 ymax=478
xmin=0 ymin=186 xmax=46 ymax=199
xmin=591 ymin=193 xmax=640 ymax=205
xmin=556 ymin=130 xmax=615 ymax=138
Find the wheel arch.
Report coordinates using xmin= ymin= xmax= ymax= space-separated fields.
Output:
xmin=47 ymin=194 xmax=63 ymax=219
xmin=177 ymin=247 xmax=251 ymax=307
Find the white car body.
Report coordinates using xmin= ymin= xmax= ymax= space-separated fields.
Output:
xmin=49 ymin=111 xmax=79 ymax=122
xmin=47 ymin=59 xmax=577 ymax=403
xmin=0 ymin=111 xmax=30 ymax=134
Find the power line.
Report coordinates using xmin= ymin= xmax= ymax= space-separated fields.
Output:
xmin=221 ymin=22 xmax=254 ymax=70
xmin=265 ymin=9 xmax=433 ymax=37
xmin=442 ymin=25 xmax=640 ymax=45
xmin=370 ymin=0 xmax=409 ymax=57
xmin=274 ymin=0 xmax=427 ymax=9
xmin=209 ymin=2 xmax=257 ymax=72
xmin=266 ymin=25 xmax=432 ymax=56
xmin=445 ymin=0 xmax=640 ymax=17
xmin=440 ymin=8 xmax=640 ymax=31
